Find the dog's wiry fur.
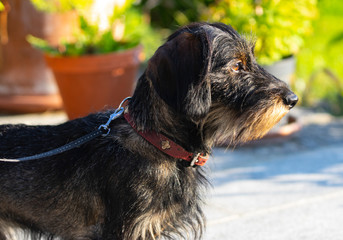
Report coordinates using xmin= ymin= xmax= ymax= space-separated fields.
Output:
xmin=0 ymin=23 xmax=297 ymax=240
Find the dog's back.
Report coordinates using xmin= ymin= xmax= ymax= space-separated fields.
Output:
xmin=0 ymin=113 xmax=116 ymax=239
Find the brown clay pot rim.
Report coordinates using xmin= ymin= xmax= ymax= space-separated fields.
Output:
xmin=44 ymin=45 xmax=142 ymax=73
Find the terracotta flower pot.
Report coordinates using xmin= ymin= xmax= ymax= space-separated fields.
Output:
xmin=44 ymin=46 xmax=142 ymax=119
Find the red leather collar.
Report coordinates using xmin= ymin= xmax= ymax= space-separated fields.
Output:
xmin=123 ymin=111 xmax=209 ymax=166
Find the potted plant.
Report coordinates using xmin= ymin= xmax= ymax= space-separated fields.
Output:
xmin=28 ymin=0 xmax=159 ymax=119
xmin=202 ymin=0 xmax=318 ymax=83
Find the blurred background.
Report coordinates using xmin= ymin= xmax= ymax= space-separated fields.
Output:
xmin=1 ymin=2 xmax=343 ymax=239
xmin=0 ymin=0 xmax=342 ymax=118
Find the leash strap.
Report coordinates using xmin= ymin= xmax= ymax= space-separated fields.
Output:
xmin=0 ymin=128 xmax=104 ymax=163
xmin=15 ymin=129 xmax=103 ymax=162
xmin=0 ymin=97 xmax=131 ymax=162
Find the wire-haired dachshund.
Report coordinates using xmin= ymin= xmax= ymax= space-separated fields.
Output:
xmin=0 ymin=22 xmax=297 ymax=240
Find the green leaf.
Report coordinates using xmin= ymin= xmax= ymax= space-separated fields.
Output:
xmin=30 ymin=0 xmax=91 ymax=13
xmin=0 ymin=2 xmax=5 ymax=11
xmin=26 ymin=35 xmax=60 ymax=55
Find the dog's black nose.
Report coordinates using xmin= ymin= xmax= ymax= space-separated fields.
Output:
xmin=284 ymin=92 xmax=298 ymax=109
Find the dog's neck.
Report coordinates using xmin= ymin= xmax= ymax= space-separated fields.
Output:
xmin=123 ymin=111 xmax=209 ymax=166
xmin=128 ymin=73 xmax=211 ymax=156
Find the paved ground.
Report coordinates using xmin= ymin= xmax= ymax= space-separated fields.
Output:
xmin=205 ymin=108 xmax=343 ymax=240
xmin=1 ymin=108 xmax=343 ymax=240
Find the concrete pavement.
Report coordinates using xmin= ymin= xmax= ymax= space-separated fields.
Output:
xmin=205 ymin=109 xmax=343 ymax=240
xmin=205 ymin=144 xmax=343 ymax=240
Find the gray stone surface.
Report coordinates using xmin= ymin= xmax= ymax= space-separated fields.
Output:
xmin=205 ymin=109 xmax=343 ymax=240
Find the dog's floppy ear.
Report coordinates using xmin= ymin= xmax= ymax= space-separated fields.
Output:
xmin=147 ymin=28 xmax=212 ymax=121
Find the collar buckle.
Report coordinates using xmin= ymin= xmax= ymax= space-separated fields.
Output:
xmin=189 ymin=153 xmax=209 ymax=167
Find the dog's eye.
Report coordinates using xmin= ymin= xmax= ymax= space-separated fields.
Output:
xmin=232 ymin=62 xmax=243 ymax=73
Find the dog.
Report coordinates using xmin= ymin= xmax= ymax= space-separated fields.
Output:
xmin=0 ymin=22 xmax=298 ymax=240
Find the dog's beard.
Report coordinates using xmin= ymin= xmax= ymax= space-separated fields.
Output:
xmin=203 ymin=98 xmax=289 ymax=147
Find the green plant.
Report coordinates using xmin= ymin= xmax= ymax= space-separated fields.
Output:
xmin=28 ymin=0 xmax=161 ymax=57
xmin=202 ymin=0 xmax=318 ymax=65
xmin=295 ymin=0 xmax=343 ymax=115
xmin=139 ymin=0 xmax=211 ymax=30
xmin=30 ymin=0 xmax=90 ymax=13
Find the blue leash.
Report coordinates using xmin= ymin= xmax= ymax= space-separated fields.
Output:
xmin=0 ymin=97 xmax=130 ymax=162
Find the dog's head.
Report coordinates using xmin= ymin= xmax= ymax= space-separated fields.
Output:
xmin=136 ymin=22 xmax=298 ymax=146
